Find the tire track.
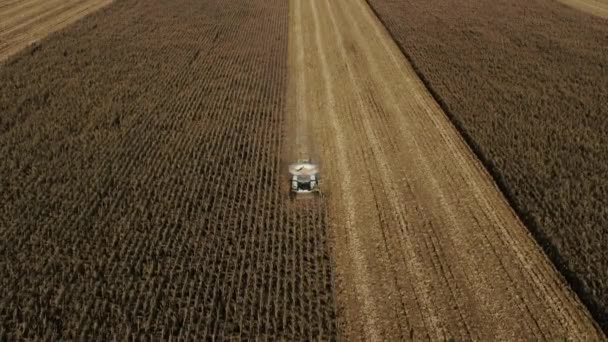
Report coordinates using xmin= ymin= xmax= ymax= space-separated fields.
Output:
xmin=289 ymin=0 xmax=605 ymax=340
xmin=351 ymin=0 xmax=597 ymax=335
xmin=302 ymin=0 xmax=381 ymax=340
xmin=0 ymin=0 xmax=53 ymax=20
xmin=333 ymin=0 xmax=523 ymax=337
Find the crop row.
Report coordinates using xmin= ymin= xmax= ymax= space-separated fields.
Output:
xmin=0 ymin=0 xmax=336 ymax=339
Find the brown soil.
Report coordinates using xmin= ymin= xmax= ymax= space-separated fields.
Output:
xmin=0 ymin=0 xmax=336 ymax=339
xmin=289 ymin=0 xmax=604 ymax=339
xmin=0 ymin=0 xmax=112 ymax=62
xmin=367 ymin=0 xmax=608 ymax=333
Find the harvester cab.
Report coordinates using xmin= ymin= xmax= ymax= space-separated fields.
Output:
xmin=288 ymin=159 xmax=319 ymax=195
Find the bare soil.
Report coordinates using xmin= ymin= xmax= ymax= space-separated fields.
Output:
xmin=0 ymin=0 xmax=336 ymax=339
xmin=368 ymin=0 xmax=608 ymax=332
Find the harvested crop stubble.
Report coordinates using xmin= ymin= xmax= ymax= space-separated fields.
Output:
xmin=0 ymin=0 xmax=113 ymax=62
xmin=0 ymin=0 xmax=336 ymax=339
xmin=368 ymin=0 xmax=608 ymax=331
xmin=556 ymin=0 xmax=608 ymax=18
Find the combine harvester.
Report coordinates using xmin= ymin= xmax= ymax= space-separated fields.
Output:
xmin=288 ymin=159 xmax=320 ymax=197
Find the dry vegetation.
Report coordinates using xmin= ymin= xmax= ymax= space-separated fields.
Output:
xmin=0 ymin=0 xmax=336 ymax=339
xmin=368 ymin=0 xmax=608 ymax=331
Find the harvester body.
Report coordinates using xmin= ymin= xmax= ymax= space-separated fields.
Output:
xmin=288 ymin=159 xmax=319 ymax=194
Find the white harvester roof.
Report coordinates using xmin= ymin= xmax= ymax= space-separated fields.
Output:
xmin=288 ymin=161 xmax=319 ymax=180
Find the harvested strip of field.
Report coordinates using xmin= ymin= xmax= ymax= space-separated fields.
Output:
xmin=0 ymin=0 xmax=336 ymax=339
xmin=367 ymin=0 xmax=608 ymax=332
xmin=290 ymin=0 xmax=604 ymax=340
xmin=0 ymin=0 xmax=112 ymax=62
xmin=556 ymin=0 xmax=608 ymax=18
